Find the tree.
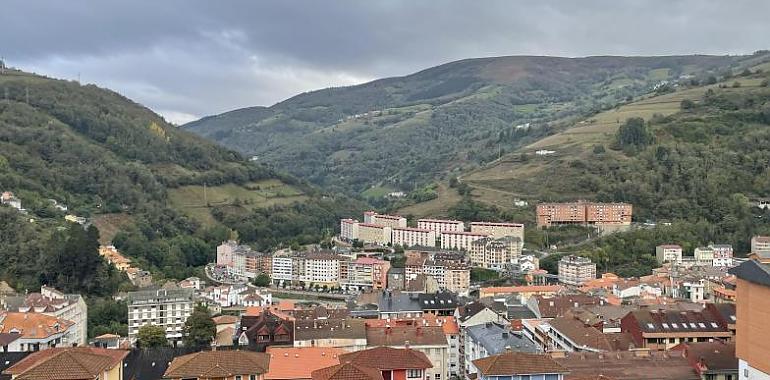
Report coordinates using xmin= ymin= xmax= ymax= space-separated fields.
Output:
xmin=253 ymin=273 xmax=271 ymax=287
xmin=137 ymin=325 xmax=168 ymax=348
xmin=183 ymin=304 xmax=216 ymax=348
xmin=680 ymin=99 xmax=695 ymax=110
xmin=615 ymin=117 xmax=652 ymax=149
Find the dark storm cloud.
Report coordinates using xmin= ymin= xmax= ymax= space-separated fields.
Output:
xmin=1 ymin=1 xmax=768 ymax=123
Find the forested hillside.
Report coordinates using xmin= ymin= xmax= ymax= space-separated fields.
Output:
xmin=0 ymin=69 xmax=360 ymax=294
xmin=185 ymin=54 xmax=755 ymax=197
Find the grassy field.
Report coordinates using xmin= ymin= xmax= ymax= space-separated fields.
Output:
xmin=397 ymin=183 xmax=461 ymax=218
xmin=168 ymin=179 xmax=306 ymax=226
xmin=361 ymin=186 xmax=395 ymax=199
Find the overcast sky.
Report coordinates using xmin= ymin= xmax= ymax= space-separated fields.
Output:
xmin=1 ymin=1 xmax=768 ymax=124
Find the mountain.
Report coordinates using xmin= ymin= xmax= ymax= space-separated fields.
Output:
xmin=0 ymin=69 xmax=359 ymax=291
xmin=185 ymin=54 xmax=752 ymax=196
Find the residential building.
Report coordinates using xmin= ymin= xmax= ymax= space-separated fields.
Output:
xmin=293 ymin=319 xmax=367 ymax=352
xmin=656 ymin=244 xmax=684 ymax=264
xmin=1 ymin=286 xmax=88 ymax=346
xmin=98 ymin=245 xmax=132 ymax=272
xmin=217 ymin=241 xmax=271 ymax=279
xmin=0 ymin=312 xmax=75 ymax=352
xmin=440 ymin=231 xmax=488 ymax=251
xmin=711 ymin=244 xmax=735 ymax=267
xmin=198 ymin=284 xmax=272 ymax=308
xmin=266 ymin=347 xmax=345 ymax=380
xmin=298 ymin=252 xmax=342 ymax=286
xmin=404 ymin=251 xmax=470 ymax=296
xmin=455 ymin=301 xmax=510 ymax=376
xmin=272 ymin=251 xmax=294 ymax=285
xmin=340 ymin=219 xmax=360 ymax=241
xmin=126 ymin=288 xmax=194 ymax=346
xmin=0 ymin=191 xmax=22 ymax=211
xmin=526 ymin=295 xmax=602 ymax=319
xmin=673 ymin=341 xmax=738 ymax=380
xmin=552 ymin=350 xmax=701 ymax=380
xmin=0 ymin=333 xmax=22 ymax=352
xmin=536 ymin=201 xmax=632 ymax=228
xmin=694 ymin=246 xmax=716 ymax=266
xmin=312 ymin=362 xmax=383 ymax=380
xmin=464 ymin=322 xmax=539 ymax=377
xmin=469 ymin=237 xmax=523 ymax=271
xmin=392 ymin=227 xmax=437 ymax=248
xmin=357 ymin=224 xmax=393 ymax=245
xmin=335 ymin=347 xmax=433 ymax=380
xmin=543 ymin=316 xmax=634 ymax=352
xmin=387 ymin=268 xmax=406 ymax=291
xmin=341 ymin=257 xmax=390 ymax=291
xmin=364 ymin=212 xmax=407 ymax=228
xmin=417 ymin=219 xmax=465 ymax=234
xmin=470 ymin=221 xmax=524 ymax=240
xmin=479 ymin=285 xmax=565 ymax=304
xmin=750 ymin=236 xmax=770 ymax=259
xmin=164 ymin=351 xmax=270 ymax=380
xmin=729 ymin=259 xmax=770 ymax=379
xmin=2 ymin=347 xmax=128 ymax=380
xmin=557 ymin=255 xmax=596 ymax=286
xmin=365 ymin=324 xmax=449 ymax=380
xmin=620 ymin=307 xmax=733 ymax=350
xmin=239 ymin=308 xmax=295 ymax=351
xmin=472 ymin=351 xmax=569 ymax=380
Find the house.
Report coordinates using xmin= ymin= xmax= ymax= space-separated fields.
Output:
xmin=365 ymin=324 xmax=449 ymax=380
xmin=472 ymin=351 xmax=569 ymax=380
xmin=543 ymin=316 xmax=635 ymax=352
xmin=656 ymin=245 xmax=683 ymax=264
xmin=620 ymin=306 xmax=733 ymax=350
xmin=464 ymin=322 xmax=539 ymax=377
xmin=266 ymin=347 xmax=345 ymax=380
xmin=164 ymin=351 xmax=271 ymax=380
xmin=2 ymin=347 xmax=128 ymax=380
xmin=1 ymin=286 xmax=88 ymax=346
xmin=91 ymin=333 xmax=129 ymax=350
xmin=0 ymin=311 xmax=75 ymax=352
xmin=240 ymin=308 xmax=295 ymax=351
xmin=0 ymin=192 xmax=22 ymax=211
xmin=672 ymin=341 xmax=738 ymax=380
xmin=337 ymin=347 xmax=433 ymax=380
xmin=0 ymin=333 xmax=21 ymax=353
xmin=728 ymin=259 xmax=770 ymax=379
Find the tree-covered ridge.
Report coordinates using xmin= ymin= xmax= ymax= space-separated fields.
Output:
xmin=185 ymin=54 xmax=756 ymax=195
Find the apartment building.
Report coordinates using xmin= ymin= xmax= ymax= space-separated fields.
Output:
xmin=357 ymin=223 xmax=392 ymax=245
xmin=464 ymin=322 xmax=539 ymax=377
xmin=392 ymin=227 xmax=437 ymax=248
xmin=557 ymin=255 xmax=596 ymax=286
xmin=340 ymin=218 xmax=360 ymax=241
xmin=469 ymin=236 xmax=523 ymax=271
xmin=298 ymin=252 xmax=342 ymax=285
xmin=536 ymin=201 xmax=632 ymax=227
xmin=1 ymin=286 xmax=88 ymax=347
xmin=469 ymin=222 xmax=524 ymax=240
xmin=711 ymin=244 xmax=734 ymax=267
xmin=217 ymin=240 xmax=270 ymax=278
xmin=750 ymin=235 xmax=770 ymax=259
xmin=365 ymin=324 xmax=449 ymax=380
xmin=272 ymin=252 xmax=294 ymax=285
xmin=364 ymin=211 xmax=407 ymax=228
xmin=656 ymin=244 xmax=684 ymax=264
xmin=341 ymin=257 xmax=390 ymax=291
xmin=417 ymin=218 xmax=465 ymax=233
xmin=127 ymin=288 xmax=194 ymax=346
xmin=440 ymin=231 xmax=488 ymax=251
xmin=293 ymin=318 xmax=367 ymax=351
xmin=620 ymin=307 xmax=733 ymax=350
xmin=694 ymin=246 xmax=716 ymax=266
xmin=444 ymin=264 xmax=471 ymax=297
xmin=729 ymin=260 xmax=770 ymax=379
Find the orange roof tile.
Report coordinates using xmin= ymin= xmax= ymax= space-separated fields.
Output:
xmin=312 ymin=362 xmax=383 ymax=380
xmin=480 ymin=285 xmax=565 ymax=297
xmin=164 ymin=351 xmax=270 ymax=378
xmin=4 ymin=347 xmax=128 ymax=380
xmin=266 ymin=347 xmax=346 ymax=380
xmin=0 ymin=312 xmax=74 ymax=339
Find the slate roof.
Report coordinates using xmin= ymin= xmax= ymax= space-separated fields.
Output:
xmin=0 ymin=333 xmax=21 ymax=347
xmin=294 ymin=318 xmax=366 ymax=341
xmin=164 ymin=351 xmax=270 ymax=378
xmin=729 ymin=259 xmax=770 ymax=287
xmin=466 ymin=322 xmax=538 ymax=354
xmin=472 ymin=352 xmax=568 ymax=376
xmin=339 ymin=347 xmax=432 ymax=370
xmin=624 ymin=308 xmax=728 ymax=334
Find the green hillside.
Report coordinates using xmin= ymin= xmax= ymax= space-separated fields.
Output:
xmin=0 ymin=69 xmax=360 ymax=292
xmin=185 ymin=54 xmax=757 ymax=197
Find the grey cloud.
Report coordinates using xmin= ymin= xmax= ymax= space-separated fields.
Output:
xmin=1 ymin=1 xmax=768 ymax=124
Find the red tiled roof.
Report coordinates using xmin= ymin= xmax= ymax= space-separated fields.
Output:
xmin=164 ymin=351 xmax=270 ymax=378
xmin=473 ymin=352 xmax=567 ymax=376
xmin=4 ymin=347 xmax=128 ymax=380
xmin=0 ymin=311 xmax=74 ymax=339
xmin=339 ymin=347 xmax=432 ymax=370
xmin=266 ymin=347 xmax=346 ymax=380
xmin=312 ymin=362 xmax=383 ymax=380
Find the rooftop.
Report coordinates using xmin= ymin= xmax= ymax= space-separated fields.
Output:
xmin=0 ymin=312 xmax=75 ymax=339
xmin=554 ymin=350 xmax=699 ymax=380
xmin=266 ymin=347 xmax=346 ymax=380
xmin=466 ymin=322 xmax=538 ymax=355
xmin=729 ymin=259 xmax=770 ymax=287
xmin=3 ymin=347 xmax=128 ymax=380
xmin=311 ymin=362 xmax=383 ymax=380
xmin=339 ymin=347 xmax=432 ymax=370
xmin=294 ymin=318 xmax=366 ymax=341
xmin=473 ymin=352 xmax=568 ymax=376
xmin=164 ymin=351 xmax=270 ymax=378
xmin=365 ymin=325 xmax=447 ymax=347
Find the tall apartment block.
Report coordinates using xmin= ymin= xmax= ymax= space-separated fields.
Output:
xmin=557 ymin=255 xmax=597 ymax=286
xmin=127 ymin=288 xmax=194 ymax=346
xmin=536 ymin=201 xmax=632 ymax=228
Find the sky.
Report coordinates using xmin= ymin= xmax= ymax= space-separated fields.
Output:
xmin=1 ymin=1 xmax=769 ymax=124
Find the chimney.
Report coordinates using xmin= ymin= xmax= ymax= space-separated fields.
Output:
xmin=405 ymin=340 xmax=410 ymax=349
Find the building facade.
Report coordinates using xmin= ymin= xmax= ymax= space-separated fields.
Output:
xmin=440 ymin=231 xmax=488 ymax=251
xmin=469 ymin=237 xmax=523 ymax=271
xmin=127 ymin=288 xmax=194 ymax=346
xmin=469 ymin=222 xmax=524 ymax=240
xmin=656 ymin=244 xmax=684 ymax=264
xmin=392 ymin=227 xmax=437 ymax=248
xmin=536 ymin=201 xmax=632 ymax=228
xmin=557 ymin=255 xmax=596 ymax=286
xmin=417 ymin=219 xmax=465 ymax=233
xmin=729 ymin=260 xmax=770 ymax=380
xmin=357 ymin=224 xmax=392 ymax=245
xmin=340 ymin=219 xmax=360 ymax=241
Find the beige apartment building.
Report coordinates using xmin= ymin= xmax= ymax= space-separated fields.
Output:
xmin=357 ymin=223 xmax=392 ymax=245
xmin=440 ymin=231 xmax=489 ymax=251
xmin=470 ymin=221 xmax=524 ymax=240
xmin=750 ymin=235 xmax=770 ymax=259
xmin=468 ymin=236 xmax=523 ymax=271
xmin=392 ymin=227 xmax=437 ymax=247
xmin=364 ymin=211 xmax=407 ymax=228
xmin=340 ymin=218 xmax=360 ymax=241
xmin=417 ymin=218 xmax=465 ymax=233
xmin=656 ymin=244 xmax=683 ymax=264
xmin=536 ymin=201 xmax=632 ymax=227
xmin=557 ymin=255 xmax=596 ymax=286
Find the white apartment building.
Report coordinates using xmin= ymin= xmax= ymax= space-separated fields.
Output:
xmin=711 ymin=244 xmax=734 ymax=267
xmin=340 ymin=219 xmax=360 ymax=241
xmin=469 ymin=222 xmax=524 ymax=240
xmin=127 ymin=288 xmax=194 ymax=346
xmin=441 ymin=231 xmax=488 ymax=251
xmin=4 ymin=286 xmax=88 ymax=347
xmin=751 ymin=236 xmax=770 ymax=258
xmin=298 ymin=253 xmax=341 ymax=285
xmin=357 ymin=223 xmax=392 ymax=245
xmin=557 ymin=255 xmax=596 ymax=286
xmin=392 ymin=227 xmax=437 ymax=248
xmin=271 ymin=254 xmax=294 ymax=284
xmin=694 ymin=246 xmax=715 ymax=266
xmin=417 ymin=219 xmax=465 ymax=233
xmin=468 ymin=237 xmax=523 ymax=271
xmin=0 ymin=311 xmax=76 ymax=352
xmin=656 ymin=244 xmax=683 ymax=264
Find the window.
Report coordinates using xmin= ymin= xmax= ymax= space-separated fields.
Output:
xmin=407 ymin=369 xmax=422 ymax=378
xmin=435 ymin=375 xmax=441 ymax=380
xmin=235 ymin=376 xmax=242 ymax=380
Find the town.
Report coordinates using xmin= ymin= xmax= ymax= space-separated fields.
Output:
xmin=1 ymin=203 xmax=768 ymax=380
